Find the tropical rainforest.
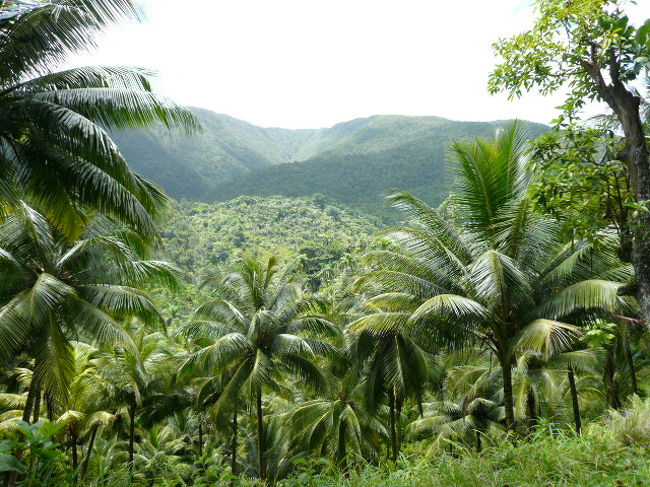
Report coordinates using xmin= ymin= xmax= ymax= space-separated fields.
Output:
xmin=1 ymin=1 xmax=650 ymax=487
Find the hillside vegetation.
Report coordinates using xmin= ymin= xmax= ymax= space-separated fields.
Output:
xmin=160 ymin=195 xmax=382 ymax=290
xmin=114 ymin=111 xmax=548 ymax=214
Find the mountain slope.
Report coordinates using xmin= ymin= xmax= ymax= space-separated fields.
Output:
xmin=112 ymin=108 xmax=318 ymax=199
xmin=210 ymin=117 xmax=549 ymax=216
xmin=114 ymin=109 xmax=548 ymax=213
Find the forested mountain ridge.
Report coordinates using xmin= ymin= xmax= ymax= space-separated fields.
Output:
xmin=114 ymin=109 xmax=549 ymax=211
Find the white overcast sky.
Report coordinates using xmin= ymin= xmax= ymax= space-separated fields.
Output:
xmin=71 ymin=0 xmax=648 ymax=129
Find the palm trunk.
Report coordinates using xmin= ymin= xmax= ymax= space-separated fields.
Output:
xmin=81 ymin=425 xmax=99 ymax=479
xmin=256 ymin=390 xmax=266 ymax=482
xmin=22 ymin=377 xmax=39 ymax=423
xmin=500 ymin=358 xmax=515 ymax=429
xmin=71 ymin=433 xmax=78 ymax=484
xmin=624 ymin=339 xmax=638 ymax=395
xmin=338 ymin=419 xmax=350 ymax=476
xmin=604 ymin=347 xmax=621 ymax=409
xmin=9 ymin=376 xmax=39 ymax=486
xmin=526 ymin=386 xmax=537 ymax=429
xmin=45 ymin=393 xmax=54 ymax=421
xmin=396 ymin=396 xmax=403 ymax=459
xmin=198 ymin=423 xmax=203 ymax=456
xmin=567 ymin=365 xmax=582 ymax=435
xmin=388 ymin=389 xmax=397 ymax=462
xmin=231 ymin=407 xmax=238 ymax=476
xmin=32 ymin=385 xmax=41 ymax=423
xmin=128 ymin=405 xmax=136 ymax=473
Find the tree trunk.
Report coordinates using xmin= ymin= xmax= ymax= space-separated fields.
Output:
xmin=21 ymin=377 xmax=39 ymax=423
xmin=624 ymin=339 xmax=638 ymax=395
xmin=71 ymin=433 xmax=78 ymax=484
xmin=45 ymin=393 xmax=54 ymax=421
xmin=81 ymin=425 xmax=99 ymax=479
xmin=500 ymin=358 xmax=515 ymax=429
xmin=198 ymin=423 xmax=203 ymax=456
xmin=32 ymin=385 xmax=41 ymax=423
xmin=231 ymin=407 xmax=238 ymax=476
xmin=604 ymin=347 xmax=621 ymax=410
xmin=10 ymin=375 xmax=40 ymax=486
xmin=396 ymin=396 xmax=403 ymax=460
xmin=526 ymin=386 xmax=537 ymax=429
xmin=128 ymin=406 xmax=136 ymax=473
xmin=388 ymin=389 xmax=397 ymax=462
xmin=340 ymin=433 xmax=347 ymax=475
xmin=584 ymin=62 xmax=650 ymax=329
xmin=567 ymin=365 xmax=582 ymax=435
xmin=256 ymin=390 xmax=266 ymax=482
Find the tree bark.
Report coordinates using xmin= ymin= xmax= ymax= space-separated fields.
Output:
xmin=81 ymin=424 xmax=99 ymax=479
xmin=500 ymin=358 xmax=515 ymax=429
xmin=256 ymin=390 xmax=266 ymax=482
xmin=567 ymin=365 xmax=582 ymax=435
xmin=231 ymin=407 xmax=238 ymax=476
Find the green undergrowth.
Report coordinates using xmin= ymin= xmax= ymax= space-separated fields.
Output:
xmin=91 ymin=422 xmax=649 ymax=487
xmin=268 ymin=431 xmax=649 ymax=487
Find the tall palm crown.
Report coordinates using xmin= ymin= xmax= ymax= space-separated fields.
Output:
xmin=355 ymin=123 xmax=635 ymax=428
xmin=0 ymin=203 xmax=179 ymax=410
xmin=0 ymin=0 xmax=199 ymax=237
xmin=178 ymin=257 xmax=338 ymax=480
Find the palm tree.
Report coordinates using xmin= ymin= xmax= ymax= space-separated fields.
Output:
xmin=96 ymin=329 xmax=174 ymax=472
xmin=283 ymin=350 xmax=386 ymax=469
xmin=55 ymin=342 xmax=115 ymax=481
xmin=349 ymin=307 xmax=432 ymax=461
xmin=178 ymin=257 xmax=337 ymax=481
xmin=407 ymin=394 xmax=505 ymax=453
xmin=355 ymin=123 xmax=635 ymax=429
xmin=0 ymin=204 xmax=179 ymax=423
xmin=0 ymin=0 xmax=199 ymax=237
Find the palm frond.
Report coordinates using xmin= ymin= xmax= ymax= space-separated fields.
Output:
xmin=515 ymin=319 xmax=581 ymax=360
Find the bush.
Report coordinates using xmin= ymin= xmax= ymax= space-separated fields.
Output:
xmin=596 ymin=395 xmax=650 ymax=447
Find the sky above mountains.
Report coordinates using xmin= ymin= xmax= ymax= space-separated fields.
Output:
xmin=71 ymin=0 xmax=646 ymax=129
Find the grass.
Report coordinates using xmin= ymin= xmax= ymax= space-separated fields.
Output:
xmin=270 ymin=429 xmax=649 ymax=487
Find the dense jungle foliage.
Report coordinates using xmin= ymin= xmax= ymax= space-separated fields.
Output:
xmin=161 ymin=195 xmax=380 ymax=289
xmin=1 ymin=1 xmax=650 ymax=487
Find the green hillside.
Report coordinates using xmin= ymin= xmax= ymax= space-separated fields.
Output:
xmin=160 ymin=195 xmax=382 ymax=290
xmin=210 ymin=116 xmax=549 ymax=215
xmin=111 ymin=108 xmax=317 ymax=200
xmin=114 ymin=110 xmax=548 ymax=212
